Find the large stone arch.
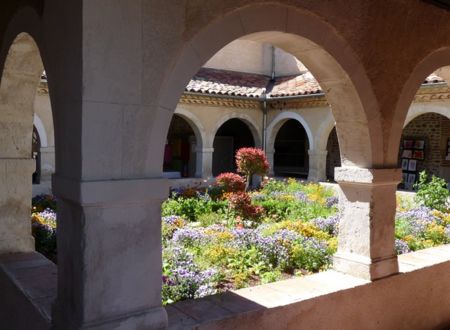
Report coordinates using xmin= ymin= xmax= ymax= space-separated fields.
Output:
xmin=389 ymin=47 xmax=450 ymax=164
xmin=0 ymin=9 xmax=47 ymax=254
xmin=266 ymin=111 xmax=313 ymax=153
xmin=150 ymin=2 xmax=382 ymax=176
xmin=210 ymin=113 xmax=262 ymax=149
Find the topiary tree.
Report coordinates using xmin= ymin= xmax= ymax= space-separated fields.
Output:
xmin=235 ymin=147 xmax=269 ymax=190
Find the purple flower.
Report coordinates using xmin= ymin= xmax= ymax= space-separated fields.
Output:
xmin=395 ymin=239 xmax=411 ymax=255
xmin=172 ymin=228 xmax=206 ymax=245
xmin=325 ymin=196 xmax=339 ymax=208
xmin=312 ymin=215 xmax=340 ymax=236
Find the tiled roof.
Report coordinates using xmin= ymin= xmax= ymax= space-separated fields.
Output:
xmin=186 ymin=68 xmax=270 ymax=97
xmin=271 ymin=71 xmax=322 ymax=97
xmin=186 ymin=68 xmax=448 ymax=99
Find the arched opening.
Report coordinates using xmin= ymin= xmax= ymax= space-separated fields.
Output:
xmin=326 ymin=127 xmax=341 ymax=181
xmin=399 ymin=112 xmax=450 ymax=189
xmin=212 ymin=118 xmax=255 ymax=176
xmin=273 ymin=119 xmax=309 ymax=178
xmin=32 ymin=126 xmax=41 ymax=184
xmin=163 ymin=114 xmax=198 ymax=178
xmin=153 ymin=2 xmax=386 ymax=310
xmin=0 ymin=32 xmax=56 ymax=261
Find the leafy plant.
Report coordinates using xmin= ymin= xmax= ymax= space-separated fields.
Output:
xmin=414 ymin=171 xmax=449 ymax=212
xmin=216 ymin=172 xmax=246 ymax=193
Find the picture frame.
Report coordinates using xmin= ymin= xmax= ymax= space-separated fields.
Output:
xmin=402 ymin=173 xmax=408 ymax=183
xmin=408 ymin=159 xmax=417 ymax=172
xmin=401 ymin=159 xmax=409 ymax=170
xmin=414 ymin=140 xmax=425 ymax=149
xmin=402 ymin=149 xmax=413 ymax=158
xmin=403 ymin=140 xmax=414 ymax=148
xmin=407 ymin=173 xmax=416 ymax=184
xmin=413 ymin=150 xmax=424 ymax=160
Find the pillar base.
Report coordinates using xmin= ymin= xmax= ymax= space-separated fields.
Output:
xmin=333 ymin=252 xmax=399 ymax=281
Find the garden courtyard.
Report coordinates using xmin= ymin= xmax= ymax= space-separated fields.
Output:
xmin=31 ymin=149 xmax=450 ymax=306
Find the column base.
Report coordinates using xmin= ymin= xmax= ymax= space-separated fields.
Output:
xmin=53 ymin=307 xmax=168 ymax=330
xmin=333 ymin=252 xmax=399 ymax=281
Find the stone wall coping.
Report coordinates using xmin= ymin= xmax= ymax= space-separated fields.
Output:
xmin=168 ymin=244 xmax=450 ymax=329
xmin=335 ymin=167 xmax=402 ymax=184
xmin=52 ymin=175 xmax=170 ymax=206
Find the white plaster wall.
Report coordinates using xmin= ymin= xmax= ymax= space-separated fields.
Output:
xmin=204 ymin=39 xmax=307 ymax=77
xmin=204 ymin=39 xmax=272 ymax=75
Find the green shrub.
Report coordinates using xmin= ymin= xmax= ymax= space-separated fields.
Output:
xmin=414 ymin=171 xmax=449 ymax=212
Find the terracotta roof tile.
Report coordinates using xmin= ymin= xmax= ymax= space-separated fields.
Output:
xmin=186 ymin=68 xmax=447 ymax=99
xmin=271 ymin=72 xmax=322 ymax=97
xmin=186 ymin=68 xmax=270 ymax=97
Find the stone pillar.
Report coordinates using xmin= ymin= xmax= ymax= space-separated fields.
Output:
xmin=308 ymin=149 xmax=328 ymax=182
xmin=333 ymin=167 xmax=401 ymax=281
xmin=52 ymin=176 xmax=169 ymax=330
xmin=0 ymin=158 xmax=35 ymax=254
xmin=195 ymin=147 xmax=214 ymax=178
xmin=266 ymin=149 xmax=275 ymax=176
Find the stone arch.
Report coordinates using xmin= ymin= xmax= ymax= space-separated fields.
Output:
xmin=174 ymin=108 xmax=206 ymax=150
xmin=0 ymin=19 xmax=48 ymax=253
xmin=405 ymin=103 xmax=450 ymax=127
xmin=33 ymin=113 xmax=48 ymax=148
xmin=389 ymin=47 xmax=450 ymax=164
xmin=150 ymin=2 xmax=382 ymax=176
xmin=210 ymin=113 xmax=261 ymax=149
xmin=266 ymin=111 xmax=313 ymax=153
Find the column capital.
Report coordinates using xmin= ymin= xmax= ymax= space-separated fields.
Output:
xmin=52 ymin=175 xmax=170 ymax=206
xmin=195 ymin=147 xmax=214 ymax=153
xmin=335 ymin=167 xmax=402 ymax=185
xmin=308 ymin=149 xmax=328 ymax=157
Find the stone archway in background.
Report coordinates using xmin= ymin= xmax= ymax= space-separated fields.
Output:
xmin=273 ymin=119 xmax=310 ymax=178
xmin=212 ymin=118 xmax=256 ymax=176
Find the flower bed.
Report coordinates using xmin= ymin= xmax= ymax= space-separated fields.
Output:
xmin=30 ymin=178 xmax=450 ymax=305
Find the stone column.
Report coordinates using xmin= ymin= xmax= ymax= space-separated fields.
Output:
xmin=195 ymin=147 xmax=214 ymax=178
xmin=0 ymin=158 xmax=35 ymax=254
xmin=52 ymin=176 xmax=169 ymax=329
xmin=333 ymin=167 xmax=401 ymax=281
xmin=308 ymin=149 xmax=328 ymax=182
xmin=266 ymin=149 xmax=275 ymax=176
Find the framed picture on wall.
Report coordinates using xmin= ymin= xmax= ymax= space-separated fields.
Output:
xmin=404 ymin=140 xmax=414 ymax=148
xmin=402 ymin=173 xmax=408 ymax=183
xmin=407 ymin=173 xmax=416 ymax=185
xmin=401 ymin=159 xmax=409 ymax=170
xmin=413 ymin=150 xmax=425 ymax=160
xmin=402 ymin=150 xmax=413 ymax=158
xmin=408 ymin=159 xmax=417 ymax=171
xmin=414 ymin=140 xmax=425 ymax=149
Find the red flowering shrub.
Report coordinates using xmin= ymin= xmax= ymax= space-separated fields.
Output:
xmin=236 ymin=148 xmax=269 ymax=177
xmin=216 ymin=173 xmax=246 ymax=193
xmin=226 ymin=191 xmax=264 ymax=220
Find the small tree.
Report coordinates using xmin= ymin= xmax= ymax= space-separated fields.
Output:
xmin=413 ymin=171 xmax=449 ymax=212
xmin=236 ymin=147 xmax=269 ymax=189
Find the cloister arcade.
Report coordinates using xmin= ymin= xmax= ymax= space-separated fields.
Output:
xmin=0 ymin=1 xmax=450 ymax=330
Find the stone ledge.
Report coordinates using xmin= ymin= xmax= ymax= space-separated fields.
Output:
xmin=168 ymin=244 xmax=450 ymax=329
xmin=52 ymin=175 xmax=170 ymax=206
xmin=0 ymin=252 xmax=56 ymax=329
xmin=335 ymin=167 xmax=402 ymax=185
